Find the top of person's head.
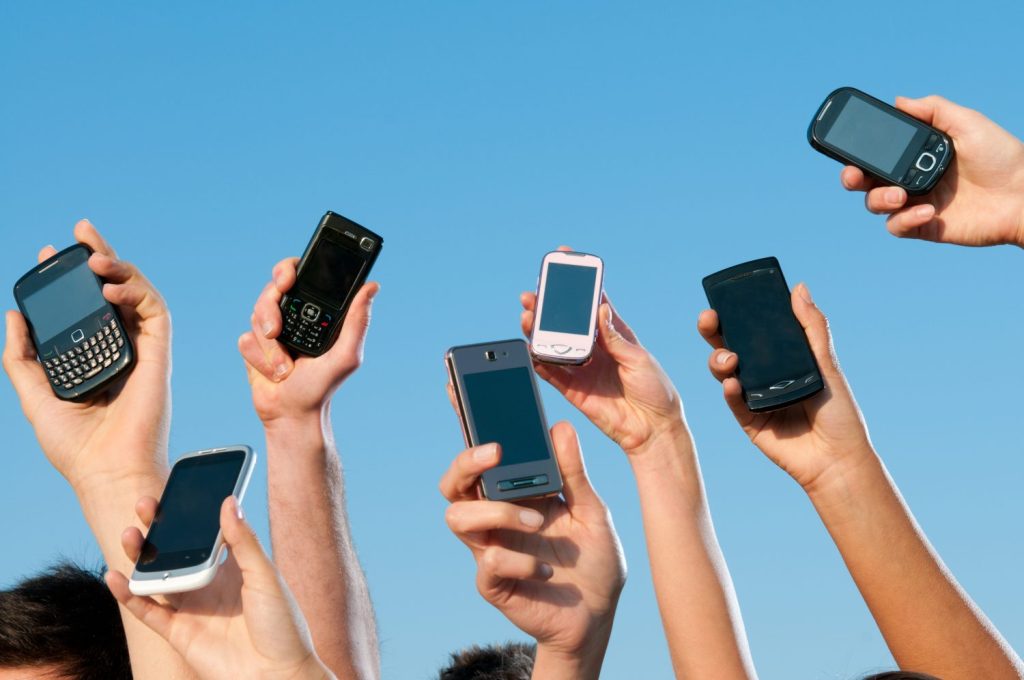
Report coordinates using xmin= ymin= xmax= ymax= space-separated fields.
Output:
xmin=438 ymin=641 xmax=536 ymax=680
xmin=863 ymin=673 xmax=942 ymax=680
xmin=0 ymin=561 xmax=130 ymax=680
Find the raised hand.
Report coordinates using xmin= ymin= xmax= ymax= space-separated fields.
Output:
xmin=106 ymin=496 xmax=334 ymax=680
xmin=840 ymin=95 xmax=1024 ymax=248
xmin=439 ymin=422 xmax=626 ymax=680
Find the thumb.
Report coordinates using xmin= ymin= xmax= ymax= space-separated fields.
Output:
xmin=597 ymin=303 xmax=643 ymax=366
xmin=549 ymin=421 xmax=602 ymax=511
xmin=790 ymin=283 xmax=840 ymax=380
xmin=219 ymin=497 xmax=274 ymax=582
xmin=895 ymin=95 xmax=968 ymax=138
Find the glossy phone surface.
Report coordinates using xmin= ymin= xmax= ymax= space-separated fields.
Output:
xmin=703 ymin=257 xmax=823 ymax=412
xmin=446 ymin=340 xmax=563 ymax=500
xmin=13 ymin=244 xmax=134 ymax=401
xmin=809 ymin=87 xmax=953 ymax=195
xmin=130 ymin=446 xmax=255 ymax=595
xmin=530 ymin=251 xmax=603 ymax=365
xmin=280 ymin=211 xmax=382 ymax=356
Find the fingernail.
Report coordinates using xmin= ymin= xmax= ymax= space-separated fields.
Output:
xmin=717 ymin=352 xmax=732 ymax=365
xmin=538 ymin=563 xmax=554 ymax=579
xmin=228 ymin=496 xmax=243 ymax=520
xmin=520 ymin=509 xmax=544 ymax=528
xmin=916 ymin=204 xmax=934 ymax=219
xmin=261 ymin=322 xmax=273 ymax=338
xmin=473 ymin=444 xmax=497 ymax=462
xmin=885 ymin=188 xmax=904 ymax=204
xmin=798 ymin=283 xmax=813 ymax=304
xmin=274 ymin=363 xmax=288 ymax=379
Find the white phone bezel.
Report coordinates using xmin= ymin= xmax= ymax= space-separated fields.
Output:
xmin=529 ymin=251 xmax=604 ymax=365
xmin=128 ymin=445 xmax=256 ymax=596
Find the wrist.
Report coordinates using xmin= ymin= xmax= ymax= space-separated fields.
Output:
xmin=533 ymin=641 xmax=607 ymax=680
xmin=801 ymin=444 xmax=884 ymax=518
xmin=73 ymin=465 xmax=168 ymax=506
xmin=263 ymin=403 xmax=332 ymax=447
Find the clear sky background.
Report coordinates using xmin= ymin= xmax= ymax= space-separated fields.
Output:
xmin=2 ymin=3 xmax=1022 ymax=678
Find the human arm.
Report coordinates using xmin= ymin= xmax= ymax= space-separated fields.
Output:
xmin=238 ymin=258 xmax=379 ymax=679
xmin=106 ymin=496 xmax=335 ymax=680
xmin=520 ymin=288 xmax=757 ymax=679
xmin=2 ymin=220 xmax=191 ymax=678
xmin=439 ymin=422 xmax=626 ymax=680
xmin=840 ymin=95 xmax=1024 ymax=247
xmin=698 ymin=283 xmax=1024 ymax=679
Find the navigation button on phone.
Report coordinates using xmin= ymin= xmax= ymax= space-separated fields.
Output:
xmin=915 ymin=152 xmax=937 ymax=172
xmin=301 ymin=303 xmax=321 ymax=322
xmin=551 ymin=344 xmax=571 ymax=354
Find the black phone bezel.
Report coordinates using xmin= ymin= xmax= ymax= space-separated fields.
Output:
xmin=280 ymin=211 xmax=383 ymax=357
xmin=808 ymin=86 xmax=953 ymax=196
xmin=446 ymin=339 xmax=563 ymax=501
xmin=12 ymin=243 xmax=135 ymax=402
xmin=702 ymin=257 xmax=824 ymax=413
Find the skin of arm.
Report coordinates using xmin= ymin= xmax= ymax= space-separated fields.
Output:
xmin=439 ymin=422 xmax=627 ymax=680
xmin=698 ymin=283 xmax=1024 ymax=679
xmin=520 ymin=274 xmax=758 ymax=679
xmin=239 ymin=257 xmax=380 ymax=680
xmin=840 ymin=94 xmax=1024 ymax=248
xmin=2 ymin=220 xmax=195 ymax=679
xmin=106 ymin=496 xmax=336 ymax=680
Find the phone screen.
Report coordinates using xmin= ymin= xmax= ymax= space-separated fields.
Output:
xmin=136 ymin=450 xmax=246 ymax=573
xmin=302 ymin=238 xmax=365 ymax=306
xmin=463 ymin=367 xmax=550 ymax=466
xmin=709 ymin=268 xmax=817 ymax=390
xmin=21 ymin=261 xmax=106 ymax=344
xmin=824 ymin=95 xmax=917 ymax=174
xmin=538 ymin=263 xmax=598 ymax=334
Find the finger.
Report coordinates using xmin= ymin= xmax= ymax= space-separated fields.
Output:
xmin=327 ymin=281 xmax=380 ymax=366
xmin=722 ymin=377 xmax=758 ymax=428
xmin=2 ymin=310 xmax=50 ymax=405
xmin=74 ymin=219 xmax=118 ymax=258
xmin=597 ymin=303 xmax=644 ymax=366
xmin=253 ymin=281 xmax=285 ymax=339
xmin=549 ymin=421 xmax=602 ymax=510
xmin=790 ymin=284 xmax=840 ymax=378
xmin=556 ymin=245 xmax=573 ymax=252
xmin=520 ymin=308 xmax=534 ymax=339
xmin=477 ymin=546 xmax=554 ymax=596
xmin=102 ymin=281 xmax=166 ymax=323
xmin=840 ymin=166 xmax=876 ymax=192
xmin=271 ymin=257 xmax=299 ymax=295
xmin=885 ymin=204 xmax=938 ymax=239
xmin=865 ymin=186 xmax=909 ymax=215
xmin=249 ymin=313 xmax=292 ymax=382
xmin=135 ymin=496 xmax=159 ymax=527
xmin=238 ymin=331 xmax=279 ymax=382
xmin=445 ymin=500 xmax=546 ymax=541
xmin=445 ymin=380 xmax=461 ymax=418
xmin=601 ymin=294 xmax=639 ymax=344
xmin=121 ymin=527 xmax=146 ymax=563
xmin=219 ymin=497 xmax=275 ymax=580
xmin=708 ymin=348 xmax=738 ymax=383
xmin=697 ymin=309 xmax=724 ymax=349
xmin=37 ymin=245 xmax=58 ymax=263
xmin=104 ymin=571 xmax=177 ymax=639
xmin=438 ymin=443 xmax=501 ymax=502
xmin=88 ymin=252 xmax=135 ymax=284
xmin=520 ymin=291 xmax=537 ymax=313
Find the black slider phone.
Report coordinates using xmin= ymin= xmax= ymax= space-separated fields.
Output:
xmin=702 ymin=257 xmax=822 ymax=412
xmin=446 ymin=339 xmax=563 ymax=501
xmin=808 ymin=87 xmax=953 ymax=195
xmin=13 ymin=244 xmax=135 ymax=401
xmin=280 ymin=211 xmax=383 ymax=356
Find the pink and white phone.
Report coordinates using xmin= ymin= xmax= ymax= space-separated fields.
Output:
xmin=529 ymin=251 xmax=604 ymax=365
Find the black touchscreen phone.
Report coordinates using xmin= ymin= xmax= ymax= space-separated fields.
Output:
xmin=446 ymin=339 xmax=563 ymax=501
xmin=280 ymin=211 xmax=383 ymax=357
xmin=808 ymin=87 xmax=953 ymax=195
xmin=703 ymin=257 xmax=823 ymax=412
xmin=13 ymin=244 xmax=134 ymax=401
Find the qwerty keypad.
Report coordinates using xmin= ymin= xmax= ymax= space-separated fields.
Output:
xmin=43 ymin=318 xmax=124 ymax=391
xmin=282 ymin=298 xmax=334 ymax=353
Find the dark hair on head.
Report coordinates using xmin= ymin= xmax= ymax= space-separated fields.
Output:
xmin=0 ymin=561 xmax=131 ymax=680
xmin=862 ymin=672 xmax=942 ymax=680
xmin=438 ymin=641 xmax=536 ymax=680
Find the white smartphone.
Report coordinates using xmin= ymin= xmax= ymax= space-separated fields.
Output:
xmin=129 ymin=445 xmax=256 ymax=596
xmin=529 ymin=251 xmax=604 ymax=365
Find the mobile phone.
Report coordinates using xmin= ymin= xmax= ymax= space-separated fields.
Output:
xmin=13 ymin=244 xmax=135 ymax=401
xmin=808 ymin=87 xmax=953 ymax=195
xmin=702 ymin=257 xmax=823 ymax=412
xmin=129 ymin=445 xmax=256 ymax=596
xmin=529 ymin=251 xmax=604 ymax=365
xmin=446 ymin=339 xmax=563 ymax=501
xmin=279 ymin=211 xmax=383 ymax=356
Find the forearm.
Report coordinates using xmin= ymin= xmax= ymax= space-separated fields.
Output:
xmin=265 ymin=406 xmax=380 ymax=680
xmin=629 ymin=427 xmax=758 ymax=680
xmin=77 ymin=467 xmax=196 ymax=680
xmin=808 ymin=448 xmax=1024 ymax=679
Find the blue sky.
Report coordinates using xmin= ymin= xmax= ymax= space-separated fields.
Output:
xmin=2 ymin=2 xmax=1022 ymax=677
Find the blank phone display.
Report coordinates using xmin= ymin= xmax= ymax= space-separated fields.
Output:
xmin=824 ymin=96 xmax=917 ymax=174
xmin=462 ymin=367 xmax=550 ymax=466
xmin=538 ymin=263 xmax=598 ymax=334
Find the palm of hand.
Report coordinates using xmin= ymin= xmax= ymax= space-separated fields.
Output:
xmin=483 ymin=497 xmax=623 ymax=654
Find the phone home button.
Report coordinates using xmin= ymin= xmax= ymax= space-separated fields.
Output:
xmin=551 ymin=344 xmax=571 ymax=355
xmin=915 ymin=152 xmax=937 ymax=172
xmin=71 ymin=329 xmax=85 ymax=343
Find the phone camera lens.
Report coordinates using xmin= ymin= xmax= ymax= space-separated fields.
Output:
xmin=484 ymin=350 xmax=496 ymax=361
xmin=359 ymin=237 xmax=375 ymax=252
